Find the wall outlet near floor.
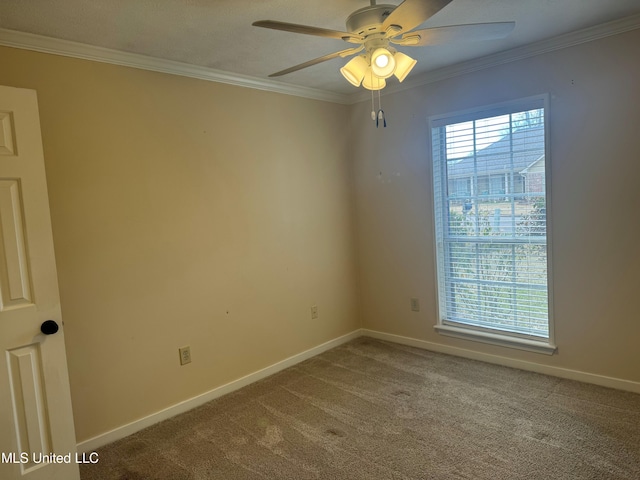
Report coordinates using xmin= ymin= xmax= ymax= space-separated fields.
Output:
xmin=179 ymin=346 xmax=192 ymax=365
xmin=311 ymin=305 xmax=319 ymax=320
xmin=410 ymin=297 xmax=420 ymax=312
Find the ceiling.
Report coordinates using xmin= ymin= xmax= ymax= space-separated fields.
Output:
xmin=1 ymin=0 xmax=639 ymax=98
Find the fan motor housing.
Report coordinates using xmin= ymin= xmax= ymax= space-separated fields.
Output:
xmin=346 ymin=4 xmax=397 ymax=36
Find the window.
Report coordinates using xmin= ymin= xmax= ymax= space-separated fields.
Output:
xmin=430 ymin=96 xmax=555 ymax=354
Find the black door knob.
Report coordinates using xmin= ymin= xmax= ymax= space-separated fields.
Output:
xmin=41 ymin=320 xmax=59 ymax=335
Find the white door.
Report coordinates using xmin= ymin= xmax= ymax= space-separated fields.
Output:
xmin=0 ymin=86 xmax=80 ymax=480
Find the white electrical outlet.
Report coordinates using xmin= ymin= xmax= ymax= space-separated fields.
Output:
xmin=311 ymin=305 xmax=319 ymax=320
xmin=179 ymin=346 xmax=192 ymax=365
xmin=410 ymin=298 xmax=420 ymax=312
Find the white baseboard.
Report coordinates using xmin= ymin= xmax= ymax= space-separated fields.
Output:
xmin=363 ymin=329 xmax=640 ymax=394
xmin=77 ymin=329 xmax=363 ymax=453
xmin=78 ymin=327 xmax=640 ymax=453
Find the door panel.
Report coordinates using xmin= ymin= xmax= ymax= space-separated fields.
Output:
xmin=7 ymin=344 xmax=52 ymax=464
xmin=0 ymin=85 xmax=79 ymax=480
xmin=0 ymin=110 xmax=17 ymax=155
xmin=0 ymin=179 xmax=33 ymax=308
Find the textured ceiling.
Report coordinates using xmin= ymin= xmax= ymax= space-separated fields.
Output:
xmin=1 ymin=0 xmax=640 ymax=95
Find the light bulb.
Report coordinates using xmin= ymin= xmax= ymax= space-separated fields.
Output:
xmin=370 ymin=48 xmax=396 ymax=79
xmin=375 ymin=54 xmax=389 ymax=68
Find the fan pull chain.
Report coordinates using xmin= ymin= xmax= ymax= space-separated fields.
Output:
xmin=376 ymin=88 xmax=386 ymax=128
xmin=371 ymin=82 xmax=376 ymax=122
xmin=368 ymin=70 xmax=386 ymax=128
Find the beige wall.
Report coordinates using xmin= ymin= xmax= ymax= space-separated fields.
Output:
xmin=0 ymin=46 xmax=360 ymax=442
xmin=350 ymin=29 xmax=640 ymax=382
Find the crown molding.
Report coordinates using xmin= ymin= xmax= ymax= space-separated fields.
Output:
xmin=348 ymin=13 xmax=640 ymax=104
xmin=0 ymin=28 xmax=352 ymax=105
xmin=2 ymin=13 xmax=639 ymax=106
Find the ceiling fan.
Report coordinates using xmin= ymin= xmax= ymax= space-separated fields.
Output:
xmin=253 ymin=0 xmax=515 ymax=90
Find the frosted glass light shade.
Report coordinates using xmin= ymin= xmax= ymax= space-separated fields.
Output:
xmin=370 ymin=48 xmax=396 ymax=79
xmin=393 ymin=52 xmax=417 ymax=83
xmin=362 ymin=68 xmax=386 ymax=90
xmin=340 ymin=56 xmax=369 ymax=87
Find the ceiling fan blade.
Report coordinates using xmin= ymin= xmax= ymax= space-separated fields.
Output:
xmin=268 ymin=46 xmax=364 ymax=77
xmin=253 ymin=20 xmax=363 ymax=43
xmin=391 ymin=22 xmax=515 ymax=46
xmin=383 ymin=0 xmax=454 ymax=36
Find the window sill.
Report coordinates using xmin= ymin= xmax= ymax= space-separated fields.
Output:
xmin=434 ymin=324 xmax=557 ymax=355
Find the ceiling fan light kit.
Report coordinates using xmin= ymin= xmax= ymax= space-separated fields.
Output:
xmin=340 ymin=45 xmax=415 ymax=89
xmin=340 ymin=55 xmax=369 ymax=87
xmin=362 ymin=69 xmax=386 ymax=91
xmin=393 ymin=51 xmax=418 ymax=82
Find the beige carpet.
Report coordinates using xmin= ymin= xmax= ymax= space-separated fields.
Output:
xmin=80 ymin=338 xmax=640 ymax=479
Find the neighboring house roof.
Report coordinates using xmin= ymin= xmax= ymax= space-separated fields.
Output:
xmin=520 ymin=154 xmax=545 ymax=174
xmin=447 ymin=124 xmax=545 ymax=178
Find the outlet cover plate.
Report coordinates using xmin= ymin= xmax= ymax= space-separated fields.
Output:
xmin=179 ymin=346 xmax=192 ymax=365
xmin=410 ymin=298 xmax=420 ymax=312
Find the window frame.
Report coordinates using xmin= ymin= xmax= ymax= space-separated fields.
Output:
xmin=428 ymin=95 xmax=556 ymax=355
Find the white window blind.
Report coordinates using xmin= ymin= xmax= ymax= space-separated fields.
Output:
xmin=431 ymin=98 xmax=550 ymax=342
